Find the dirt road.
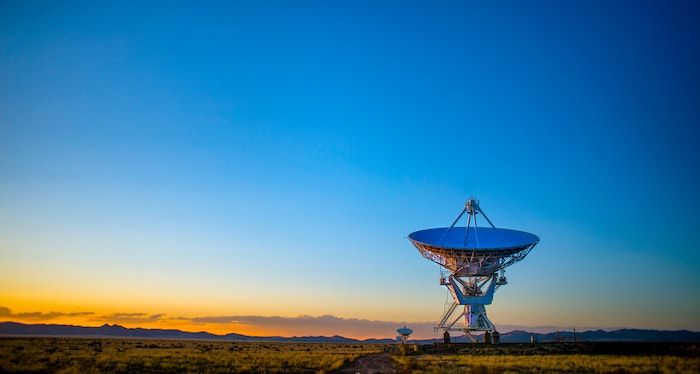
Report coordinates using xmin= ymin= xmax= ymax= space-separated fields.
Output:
xmin=333 ymin=353 xmax=397 ymax=374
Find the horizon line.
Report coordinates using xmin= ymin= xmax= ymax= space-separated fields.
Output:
xmin=2 ymin=320 xmax=698 ymax=341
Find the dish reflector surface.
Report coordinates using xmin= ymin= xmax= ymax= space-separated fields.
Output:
xmin=409 ymin=227 xmax=539 ymax=276
xmin=409 ymin=227 xmax=538 ymax=250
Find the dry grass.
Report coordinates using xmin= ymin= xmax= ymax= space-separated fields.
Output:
xmin=394 ymin=353 xmax=700 ymax=373
xmin=0 ymin=337 xmax=384 ymax=373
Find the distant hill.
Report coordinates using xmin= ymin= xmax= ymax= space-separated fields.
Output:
xmin=0 ymin=322 xmax=393 ymax=343
xmin=418 ymin=329 xmax=700 ymax=344
xmin=500 ymin=328 xmax=700 ymax=343
xmin=1 ymin=321 xmax=699 ymax=343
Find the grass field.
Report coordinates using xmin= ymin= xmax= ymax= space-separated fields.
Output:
xmin=2 ymin=338 xmax=700 ymax=373
xmin=0 ymin=337 xmax=385 ymax=373
xmin=394 ymin=354 xmax=700 ymax=373
xmin=394 ymin=342 xmax=700 ymax=373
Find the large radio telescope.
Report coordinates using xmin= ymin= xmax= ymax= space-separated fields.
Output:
xmin=408 ymin=198 xmax=539 ymax=341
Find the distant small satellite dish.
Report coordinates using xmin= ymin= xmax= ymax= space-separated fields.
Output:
xmin=396 ymin=325 xmax=413 ymax=343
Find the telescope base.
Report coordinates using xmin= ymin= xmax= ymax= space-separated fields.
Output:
xmin=436 ymin=302 xmax=496 ymax=342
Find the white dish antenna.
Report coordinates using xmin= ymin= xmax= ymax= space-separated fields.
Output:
xmin=408 ymin=198 xmax=538 ymax=342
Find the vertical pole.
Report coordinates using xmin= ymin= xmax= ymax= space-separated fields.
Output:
xmin=473 ymin=211 xmax=479 ymax=247
xmin=465 ymin=213 xmax=472 ymax=246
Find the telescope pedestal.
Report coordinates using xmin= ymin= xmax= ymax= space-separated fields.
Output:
xmin=436 ymin=274 xmax=501 ymax=341
xmin=465 ymin=304 xmax=496 ymax=331
xmin=437 ymin=303 xmax=496 ymax=332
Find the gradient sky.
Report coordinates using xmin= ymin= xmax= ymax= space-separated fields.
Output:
xmin=1 ymin=1 xmax=699 ymax=339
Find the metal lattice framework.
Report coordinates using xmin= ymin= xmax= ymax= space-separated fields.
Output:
xmin=408 ymin=198 xmax=539 ymax=341
xmin=413 ymin=242 xmax=536 ymax=277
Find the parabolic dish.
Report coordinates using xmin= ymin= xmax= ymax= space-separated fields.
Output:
xmin=408 ymin=227 xmax=539 ymax=276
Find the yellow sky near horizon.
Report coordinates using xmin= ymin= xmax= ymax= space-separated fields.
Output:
xmin=0 ymin=303 xmax=427 ymax=339
xmin=3 ymin=276 xmax=699 ymax=339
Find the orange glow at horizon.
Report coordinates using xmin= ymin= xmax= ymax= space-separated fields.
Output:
xmin=0 ymin=312 xmax=398 ymax=340
xmin=0 ymin=301 xmax=430 ymax=340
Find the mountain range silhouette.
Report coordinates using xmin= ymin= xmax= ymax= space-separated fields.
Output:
xmin=1 ymin=321 xmax=699 ymax=343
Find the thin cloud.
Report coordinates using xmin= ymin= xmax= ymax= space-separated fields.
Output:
xmin=169 ymin=314 xmax=599 ymax=338
xmin=1 ymin=306 xmax=608 ymax=338
xmin=0 ymin=306 xmax=94 ymax=321
xmin=92 ymin=312 xmax=167 ymax=324
xmin=172 ymin=313 xmax=437 ymax=338
xmin=107 ymin=313 xmax=148 ymax=318
xmin=180 ymin=314 xmax=422 ymax=328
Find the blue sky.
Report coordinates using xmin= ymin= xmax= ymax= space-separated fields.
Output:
xmin=1 ymin=1 xmax=699 ymax=337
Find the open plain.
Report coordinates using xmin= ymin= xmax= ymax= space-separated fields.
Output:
xmin=0 ymin=337 xmax=385 ymax=373
xmin=2 ymin=337 xmax=700 ymax=373
xmin=397 ymin=342 xmax=700 ymax=373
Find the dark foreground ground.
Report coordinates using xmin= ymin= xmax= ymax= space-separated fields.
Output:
xmin=424 ymin=341 xmax=700 ymax=356
xmin=0 ymin=337 xmax=386 ymax=373
xmin=1 ymin=337 xmax=699 ymax=373
xmin=396 ymin=342 xmax=700 ymax=373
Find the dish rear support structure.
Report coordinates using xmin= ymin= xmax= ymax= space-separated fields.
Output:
xmin=408 ymin=198 xmax=538 ymax=342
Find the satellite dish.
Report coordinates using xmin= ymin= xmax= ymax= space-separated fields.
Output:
xmin=408 ymin=198 xmax=538 ymax=342
xmin=396 ymin=325 xmax=413 ymax=343
xmin=409 ymin=227 xmax=538 ymax=276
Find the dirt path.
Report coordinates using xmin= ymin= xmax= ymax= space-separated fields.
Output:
xmin=333 ymin=353 xmax=397 ymax=374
